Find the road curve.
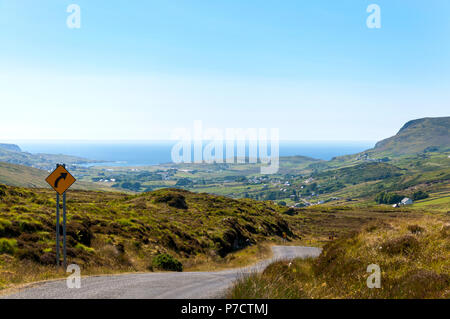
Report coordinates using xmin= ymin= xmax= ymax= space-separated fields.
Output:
xmin=2 ymin=246 xmax=321 ymax=299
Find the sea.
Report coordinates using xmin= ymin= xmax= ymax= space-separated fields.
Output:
xmin=14 ymin=141 xmax=375 ymax=167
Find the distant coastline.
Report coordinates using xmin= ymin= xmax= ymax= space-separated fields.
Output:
xmin=15 ymin=141 xmax=375 ymax=167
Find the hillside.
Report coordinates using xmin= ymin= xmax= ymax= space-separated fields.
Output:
xmin=0 ymin=143 xmax=96 ymax=170
xmin=370 ymin=117 xmax=450 ymax=156
xmin=0 ymin=144 xmax=21 ymax=152
xmin=329 ymin=117 xmax=449 ymax=165
xmin=303 ymin=117 xmax=450 ymax=204
xmin=0 ymin=186 xmax=295 ymax=288
xmin=313 ymin=162 xmax=404 ymax=184
xmin=0 ymin=184 xmax=417 ymax=289
xmin=230 ymin=216 xmax=450 ymax=299
xmin=0 ymin=162 xmax=49 ymax=188
xmin=0 ymin=162 xmax=113 ymax=192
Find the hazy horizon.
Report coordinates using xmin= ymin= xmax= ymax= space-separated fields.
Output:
xmin=7 ymin=140 xmax=376 ymax=164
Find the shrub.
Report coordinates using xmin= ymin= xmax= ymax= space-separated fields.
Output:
xmin=441 ymin=224 xmax=450 ymax=237
xmin=364 ymin=220 xmax=391 ymax=233
xmin=17 ymin=247 xmax=41 ymax=262
xmin=0 ymin=218 xmax=13 ymax=236
xmin=407 ymin=224 xmax=424 ymax=234
xmin=75 ymin=243 xmax=95 ymax=253
xmin=381 ymin=235 xmax=419 ymax=255
xmin=121 ymin=182 xmax=141 ymax=191
xmin=375 ymin=191 xmax=404 ymax=204
xmin=175 ymin=178 xmax=193 ymax=187
xmin=230 ymin=259 xmax=313 ymax=299
xmin=152 ymin=253 xmax=183 ymax=272
xmin=411 ymin=191 xmax=429 ymax=201
xmin=18 ymin=220 xmax=43 ymax=232
xmin=67 ymin=222 xmax=93 ymax=246
xmin=0 ymin=238 xmax=18 ymax=255
xmin=154 ymin=193 xmax=188 ymax=209
xmin=393 ymin=269 xmax=450 ymax=298
xmin=313 ymin=242 xmax=346 ymax=275
xmin=282 ymin=208 xmax=297 ymax=216
xmin=117 ymin=218 xmax=133 ymax=227
xmin=39 ymin=252 xmax=56 ymax=265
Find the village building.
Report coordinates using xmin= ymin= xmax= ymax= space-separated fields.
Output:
xmin=400 ymin=197 xmax=413 ymax=205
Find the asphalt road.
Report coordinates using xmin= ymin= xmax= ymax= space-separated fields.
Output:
xmin=2 ymin=246 xmax=321 ymax=299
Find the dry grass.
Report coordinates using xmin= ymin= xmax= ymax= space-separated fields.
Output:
xmin=0 ymin=184 xmax=296 ymax=290
xmin=229 ymin=215 xmax=450 ymax=299
xmin=0 ymin=182 xmax=435 ymax=291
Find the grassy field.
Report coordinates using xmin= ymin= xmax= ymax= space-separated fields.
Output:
xmin=413 ymin=192 xmax=450 ymax=205
xmin=0 ymin=182 xmax=424 ymax=290
xmin=229 ymin=214 xmax=450 ymax=298
xmin=0 ymin=184 xmax=293 ymax=289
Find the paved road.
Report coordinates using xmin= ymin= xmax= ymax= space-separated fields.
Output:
xmin=2 ymin=246 xmax=321 ymax=299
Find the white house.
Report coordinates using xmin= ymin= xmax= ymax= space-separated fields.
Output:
xmin=400 ymin=198 xmax=413 ymax=205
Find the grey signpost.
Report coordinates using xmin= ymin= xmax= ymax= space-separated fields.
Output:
xmin=63 ymin=191 xmax=67 ymax=268
xmin=56 ymin=191 xmax=60 ymax=266
xmin=45 ymin=163 xmax=76 ymax=268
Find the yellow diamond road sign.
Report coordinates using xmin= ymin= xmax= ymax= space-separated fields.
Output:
xmin=45 ymin=166 xmax=76 ymax=195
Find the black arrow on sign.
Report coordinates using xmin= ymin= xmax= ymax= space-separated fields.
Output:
xmin=54 ymin=173 xmax=68 ymax=188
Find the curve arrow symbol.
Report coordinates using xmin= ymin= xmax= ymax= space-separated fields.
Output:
xmin=54 ymin=172 xmax=68 ymax=188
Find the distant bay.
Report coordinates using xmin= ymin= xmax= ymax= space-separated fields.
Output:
xmin=16 ymin=140 xmax=375 ymax=167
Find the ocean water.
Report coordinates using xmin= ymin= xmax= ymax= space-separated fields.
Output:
xmin=17 ymin=141 xmax=375 ymax=167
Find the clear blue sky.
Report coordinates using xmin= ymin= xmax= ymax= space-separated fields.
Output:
xmin=0 ymin=0 xmax=449 ymax=141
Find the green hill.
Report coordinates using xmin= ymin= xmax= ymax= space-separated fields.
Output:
xmin=313 ymin=162 xmax=404 ymax=184
xmin=327 ymin=116 xmax=449 ymax=168
xmin=370 ymin=117 xmax=450 ymax=156
xmin=0 ymin=162 xmax=112 ymax=191
xmin=0 ymin=162 xmax=49 ymax=188
xmin=299 ymin=117 xmax=450 ymax=204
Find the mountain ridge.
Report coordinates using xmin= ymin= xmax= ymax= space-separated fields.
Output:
xmin=0 ymin=144 xmax=96 ymax=170
xmin=371 ymin=116 xmax=450 ymax=156
xmin=0 ymin=143 xmax=21 ymax=152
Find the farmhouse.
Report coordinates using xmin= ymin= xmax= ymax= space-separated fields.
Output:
xmin=400 ymin=197 xmax=413 ymax=205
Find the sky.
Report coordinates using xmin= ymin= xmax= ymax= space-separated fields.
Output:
xmin=0 ymin=0 xmax=449 ymax=141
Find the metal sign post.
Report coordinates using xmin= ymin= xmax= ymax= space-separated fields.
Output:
xmin=63 ymin=191 xmax=67 ymax=268
xmin=56 ymin=191 xmax=60 ymax=266
xmin=46 ymin=164 xmax=76 ymax=268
